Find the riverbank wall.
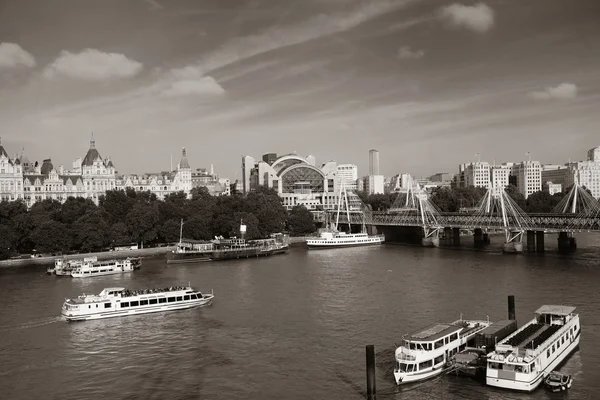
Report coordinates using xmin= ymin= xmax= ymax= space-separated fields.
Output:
xmin=0 ymin=246 xmax=175 ymax=269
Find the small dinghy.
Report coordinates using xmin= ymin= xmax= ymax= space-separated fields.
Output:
xmin=544 ymin=371 xmax=573 ymax=392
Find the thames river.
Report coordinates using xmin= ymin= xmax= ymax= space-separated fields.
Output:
xmin=1 ymin=234 xmax=599 ymax=400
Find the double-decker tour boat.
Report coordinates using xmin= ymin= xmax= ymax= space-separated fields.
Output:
xmin=47 ymin=256 xmax=98 ymax=276
xmin=306 ymin=185 xmax=384 ymax=249
xmin=485 ymin=305 xmax=580 ymax=392
xmin=70 ymin=257 xmax=141 ymax=278
xmin=394 ymin=317 xmax=491 ymax=385
xmin=61 ymin=285 xmax=214 ymax=321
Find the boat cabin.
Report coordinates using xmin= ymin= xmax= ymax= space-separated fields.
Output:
xmin=535 ymin=305 xmax=576 ymax=326
xmin=402 ymin=323 xmax=463 ymax=352
xmin=99 ymin=287 xmax=125 ymax=297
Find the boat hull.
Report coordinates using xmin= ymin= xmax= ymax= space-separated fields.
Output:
xmin=394 ymin=363 xmax=447 ymax=385
xmin=61 ymin=296 xmax=213 ymax=321
xmin=71 ymin=269 xmax=134 ymax=278
xmin=209 ymin=246 xmax=288 ymax=260
xmin=306 ymin=240 xmax=384 ymax=249
xmin=486 ymin=331 xmax=580 ymax=392
xmin=166 ymin=252 xmax=211 ymax=264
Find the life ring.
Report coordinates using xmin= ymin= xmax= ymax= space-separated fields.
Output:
xmin=499 ymin=355 xmax=504 ymax=361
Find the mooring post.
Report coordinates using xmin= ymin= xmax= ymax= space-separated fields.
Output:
xmin=508 ymin=295 xmax=516 ymax=321
xmin=366 ymin=345 xmax=376 ymax=400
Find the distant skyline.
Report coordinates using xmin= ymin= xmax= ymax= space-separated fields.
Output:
xmin=0 ymin=0 xmax=599 ymax=179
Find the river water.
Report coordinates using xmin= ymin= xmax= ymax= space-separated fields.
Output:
xmin=1 ymin=234 xmax=599 ymax=400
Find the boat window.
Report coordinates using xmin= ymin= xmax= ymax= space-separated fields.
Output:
xmin=191 ymin=294 xmax=198 ymax=300
xmin=121 ymin=302 xmax=129 ymax=308
xmin=184 ymin=295 xmax=190 ymax=300
xmin=434 ymin=340 xmax=444 ymax=349
xmin=450 ymin=333 xmax=458 ymax=342
xmin=176 ymin=296 xmax=183 ymax=301
xmin=149 ymin=299 xmax=158 ymax=305
xmin=140 ymin=300 xmax=148 ymax=306
xmin=444 ymin=337 xmax=449 ymax=345
xmin=167 ymin=297 xmax=175 ymax=303
xmin=158 ymin=298 xmax=166 ymax=303
xmin=434 ymin=355 xmax=444 ymax=365
xmin=547 ymin=350 xmax=550 ymax=358
xmin=130 ymin=301 xmax=139 ymax=307
xmin=418 ymin=360 xmax=433 ymax=370
xmin=104 ymin=303 xmax=111 ymax=308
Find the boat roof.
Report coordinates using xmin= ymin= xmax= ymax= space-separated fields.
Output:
xmin=102 ymin=287 xmax=125 ymax=292
xmin=535 ymin=305 xmax=576 ymax=316
xmin=405 ymin=323 xmax=462 ymax=342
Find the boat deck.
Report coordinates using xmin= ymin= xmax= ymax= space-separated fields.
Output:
xmin=405 ymin=323 xmax=462 ymax=342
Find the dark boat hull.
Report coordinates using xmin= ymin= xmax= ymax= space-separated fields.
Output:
xmin=166 ymin=251 xmax=212 ymax=264
xmin=209 ymin=245 xmax=288 ymax=260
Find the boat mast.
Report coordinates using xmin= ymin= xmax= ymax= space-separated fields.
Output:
xmin=335 ymin=182 xmax=343 ymax=231
xmin=179 ymin=218 xmax=184 ymax=245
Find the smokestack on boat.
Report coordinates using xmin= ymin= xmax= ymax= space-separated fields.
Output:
xmin=508 ymin=295 xmax=516 ymax=321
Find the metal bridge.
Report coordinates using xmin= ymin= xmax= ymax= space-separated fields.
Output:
xmin=327 ymin=178 xmax=600 ymax=235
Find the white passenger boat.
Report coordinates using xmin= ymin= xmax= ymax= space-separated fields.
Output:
xmin=394 ymin=318 xmax=491 ymax=385
xmin=48 ymin=256 xmax=98 ymax=276
xmin=486 ymin=305 xmax=580 ymax=392
xmin=70 ymin=257 xmax=140 ymax=278
xmin=306 ymin=184 xmax=384 ymax=249
xmin=61 ymin=285 xmax=214 ymax=321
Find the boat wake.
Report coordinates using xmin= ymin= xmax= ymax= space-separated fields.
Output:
xmin=0 ymin=316 xmax=62 ymax=332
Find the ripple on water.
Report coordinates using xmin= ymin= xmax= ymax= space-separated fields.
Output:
xmin=1 ymin=241 xmax=600 ymax=399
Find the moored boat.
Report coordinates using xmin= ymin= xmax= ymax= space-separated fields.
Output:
xmin=47 ymin=256 xmax=98 ymax=276
xmin=544 ymin=371 xmax=573 ymax=392
xmin=167 ymin=219 xmax=289 ymax=264
xmin=70 ymin=257 xmax=141 ymax=278
xmin=61 ymin=285 xmax=214 ymax=321
xmin=485 ymin=305 xmax=580 ymax=392
xmin=394 ymin=317 xmax=491 ymax=385
xmin=306 ymin=184 xmax=384 ymax=249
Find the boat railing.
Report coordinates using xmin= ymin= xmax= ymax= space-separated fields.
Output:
xmin=397 ymin=352 xmax=416 ymax=361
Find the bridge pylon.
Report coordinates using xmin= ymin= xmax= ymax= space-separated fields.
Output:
xmin=388 ymin=175 xmax=443 ymax=246
xmin=469 ymin=183 xmax=533 ymax=253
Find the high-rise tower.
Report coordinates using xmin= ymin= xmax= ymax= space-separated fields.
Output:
xmin=369 ymin=149 xmax=380 ymax=176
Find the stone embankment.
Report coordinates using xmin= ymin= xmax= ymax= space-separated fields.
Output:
xmin=0 ymin=246 xmax=175 ymax=269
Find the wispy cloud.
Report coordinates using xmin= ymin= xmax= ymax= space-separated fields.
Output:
xmin=0 ymin=42 xmax=36 ymax=69
xmin=198 ymin=0 xmax=420 ymax=73
xmin=439 ymin=3 xmax=495 ymax=33
xmin=397 ymin=46 xmax=425 ymax=59
xmin=528 ymin=83 xmax=578 ymax=100
xmin=43 ymin=49 xmax=143 ymax=80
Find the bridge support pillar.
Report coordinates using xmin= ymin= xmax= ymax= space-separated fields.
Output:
xmin=558 ymin=232 xmax=576 ymax=254
xmin=526 ymin=231 xmax=536 ymax=253
xmin=452 ymin=228 xmax=460 ymax=246
xmin=443 ymin=227 xmax=452 ymax=246
xmin=535 ymin=231 xmax=545 ymax=254
xmin=483 ymin=233 xmax=490 ymax=244
xmin=473 ymin=228 xmax=485 ymax=248
xmin=367 ymin=225 xmax=378 ymax=236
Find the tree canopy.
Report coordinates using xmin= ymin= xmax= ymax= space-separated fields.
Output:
xmin=0 ymin=188 xmax=316 ymax=260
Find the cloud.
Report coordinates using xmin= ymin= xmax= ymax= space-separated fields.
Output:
xmin=528 ymin=83 xmax=578 ymax=100
xmin=198 ymin=0 xmax=418 ymax=73
xmin=397 ymin=46 xmax=425 ymax=60
xmin=161 ymin=66 xmax=225 ymax=96
xmin=439 ymin=3 xmax=494 ymax=33
xmin=43 ymin=49 xmax=143 ymax=80
xmin=163 ymin=77 xmax=226 ymax=96
xmin=0 ymin=42 xmax=36 ymax=68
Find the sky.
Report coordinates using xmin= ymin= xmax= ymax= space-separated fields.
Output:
xmin=0 ymin=0 xmax=599 ymax=179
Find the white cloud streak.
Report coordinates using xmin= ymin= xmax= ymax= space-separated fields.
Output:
xmin=0 ymin=42 xmax=36 ymax=68
xmin=439 ymin=3 xmax=495 ymax=33
xmin=43 ymin=49 xmax=143 ymax=80
xmin=397 ymin=46 xmax=425 ymax=59
xmin=529 ymin=83 xmax=578 ymax=100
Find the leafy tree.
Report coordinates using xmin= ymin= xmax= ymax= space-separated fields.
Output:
xmin=30 ymin=220 xmax=72 ymax=253
xmin=110 ymin=222 xmax=131 ymax=245
xmin=245 ymin=186 xmax=287 ymax=236
xmin=126 ymin=203 xmax=160 ymax=246
xmin=99 ymin=189 xmax=135 ymax=224
xmin=526 ymin=191 xmax=561 ymax=213
xmin=159 ymin=219 xmax=183 ymax=243
xmin=74 ymin=210 xmax=110 ymax=252
xmin=60 ymin=197 xmax=97 ymax=224
xmin=0 ymin=225 xmax=15 ymax=260
xmin=287 ymin=205 xmax=316 ymax=235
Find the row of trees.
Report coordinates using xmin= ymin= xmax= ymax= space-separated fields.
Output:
xmin=0 ymin=187 xmax=317 ymax=260
xmin=358 ymin=184 xmax=595 ymax=214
